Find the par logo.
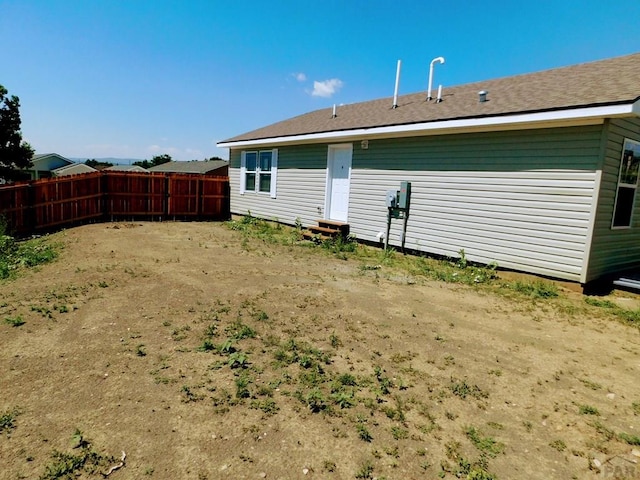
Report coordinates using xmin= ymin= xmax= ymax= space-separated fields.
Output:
xmin=595 ymin=454 xmax=639 ymax=478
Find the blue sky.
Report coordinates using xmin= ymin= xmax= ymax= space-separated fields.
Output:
xmin=1 ymin=0 xmax=639 ymax=162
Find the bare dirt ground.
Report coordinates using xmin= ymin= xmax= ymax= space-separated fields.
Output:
xmin=1 ymin=221 xmax=639 ymax=480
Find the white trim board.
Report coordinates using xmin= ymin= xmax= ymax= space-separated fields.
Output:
xmin=218 ymin=102 xmax=640 ymax=149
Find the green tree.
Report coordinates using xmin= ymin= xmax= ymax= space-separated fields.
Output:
xmin=85 ymin=159 xmax=113 ymax=168
xmin=151 ymin=154 xmax=172 ymax=166
xmin=0 ymin=85 xmax=34 ymax=176
xmin=133 ymin=154 xmax=172 ymax=169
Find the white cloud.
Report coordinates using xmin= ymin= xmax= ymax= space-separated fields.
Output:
xmin=311 ymin=78 xmax=344 ymax=98
xmin=294 ymin=72 xmax=307 ymax=82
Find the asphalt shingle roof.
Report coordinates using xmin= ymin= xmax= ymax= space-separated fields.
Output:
xmin=147 ymin=160 xmax=228 ymax=174
xmin=221 ymin=52 xmax=640 ymax=144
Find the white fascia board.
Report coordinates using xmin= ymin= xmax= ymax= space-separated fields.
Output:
xmin=217 ymin=102 xmax=639 ymax=149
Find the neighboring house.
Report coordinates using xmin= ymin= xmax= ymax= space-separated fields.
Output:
xmin=218 ymin=53 xmax=640 ymax=284
xmin=27 ymin=153 xmax=76 ymax=179
xmin=52 ymin=163 xmax=97 ymax=177
xmin=104 ymin=165 xmax=149 ymax=172
xmin=148 ymin=160 xmax=229 ymax=176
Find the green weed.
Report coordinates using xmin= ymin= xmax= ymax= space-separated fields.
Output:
xmin=4 ymin=315 xmax=25 ymax=327
xmin=585 ymin=297 xmax=640 ymax=326
xmin=508 ymin=280 xmax=559 ymax=299
xmin=578 ymin=404 xmax=600 ymax=415
xmin=39 ymin=431 xmax=114 ymax=480
xmin=464 ymin=426 xmax=504 ymax=457
xmin=618 ymin=432 xmax=640 ymax=445
xmin=0 ymin=407 xmax=20 ymax=434
xmin=549 ymin=439 xmax=566 ymax=452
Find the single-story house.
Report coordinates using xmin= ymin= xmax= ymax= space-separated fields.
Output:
xmin=148 ymin=160 xmax=229 ymax=176
xmin=27 ymin=153 xmax=76 ymax=179
xmin=104 ymin=165 xmax=149 ymax=172
xmin=52 ymin=162 xmax=97 ymax=177
xmin=217 ymin=52 xmax=640 ymax=284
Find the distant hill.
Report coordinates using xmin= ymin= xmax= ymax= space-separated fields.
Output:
xmin=70 ymin=157 xmax=145 ymax=165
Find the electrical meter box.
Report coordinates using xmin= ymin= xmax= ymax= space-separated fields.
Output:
xmin=398 ymin=181 xmax=411 ymax=209
xmin=386 ymin=190 xmax=398 ymax=208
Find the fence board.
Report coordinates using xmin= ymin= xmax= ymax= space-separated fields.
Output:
xmin=0 ymin=171 xmax=230 ymax=236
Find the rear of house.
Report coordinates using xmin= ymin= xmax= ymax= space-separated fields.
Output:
xmin=218 ymin=53 xmax=640 ymax=284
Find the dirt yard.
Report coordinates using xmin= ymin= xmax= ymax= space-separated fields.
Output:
xmin=1 ymin=221 xmax=639 ymax=480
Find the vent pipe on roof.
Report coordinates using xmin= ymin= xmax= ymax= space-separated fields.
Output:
xmin=392 ymin=59 xmax=402 ymax=109
xmin=332 ymin=104 xmax=337 ymax=118
xmin=436 ymin=84 xmax=443 ymax=103
xmin=478 ymin=90 xmax=488 ymax=103
xmin=427 ymin=56 xmax=445 ymax=101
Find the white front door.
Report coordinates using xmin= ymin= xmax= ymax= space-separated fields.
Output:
xmin=325 ymin=144 xmax=352 ymax=222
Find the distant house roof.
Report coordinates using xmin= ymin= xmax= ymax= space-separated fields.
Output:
xmin=31 ymin=153 xmax=74 ymax=169
xmin=52 ymin=163 xmax=97 ymax=176
xmin=104 ymin=165 xmax=148 ymax=172
xmin=148 ymin=160 xmax=228 ymax=175
xmin=218 ymin=52 xmax=640 ymax=148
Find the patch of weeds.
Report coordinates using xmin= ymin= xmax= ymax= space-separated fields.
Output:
xmin=227 ymin=351 xmax=249 ymax=369
xmin=508 ymin=280 xmax=559 ymax=299
xmin=254 ymin=310 xmax=269 ymax=321
xmin=135 ymin=344 xmax=147 ymax=357
xmin=39 ymin=430 xmax=115 ymax=480
xmin=250 ymin=398 xmax=279 ymax=416
xmin=356 ymin=420 xmax=373 ymax=442
xmin=181 ymin=385 xmax=204 ymax=403
xmin=590 ymin=420 xmax=616 ymax=441
xmin=321 ymin=234 xmax=358 ymax=257
xmin=198 ymin=338 xmax=216 ymax=352
xmin=332 ymin=390 xmax=355 ymax=409
xmin=632 ymin=401 xmax=640 ymax=415
xmin=549 ymin=439 xmax=566 ymax=452
xmin=0 ymin=228 xmax=59 ymax=280
xmin=412 ymin=250 xmax=498 ymax=286
xmin=585 ymin=297 xmax=640 ymax=327
xmin=235 ymin=374 xmax=251 ymax=399
xmin=216 ymin=339 xmax=236 ymax=354
xmin=4 ymin=315 xmax=25 ymax=327
xmin=578 ymin=404 xmax=600 ymax=415
xmin=226 ymin=321 xmax=256 ymax=341
xmin=329 ymin=332 xmax=342 ymax=348
xmin=391 ymin=426 xmax=409 ymax=440
xmin=579 ymin=378 xmax=602 ymax=390
xmin=31 ymin=304 xmax=53 ymax=319
xmin=450 ymin=378 xmax=488 ymax=400
xmin=0 ymin=407 xmax=20 ymax=434
xmin=465 ymin=426 xmax=504 ymax=457
xmin=354 ymin=460 xmax=374 ymax=479
xmin=304 ymin=388 xmax=328 ymax=413
xmin=618 ymin=432 xmax=640 ymax=445
xmin=522 ymin=421 xmax=533 ymax=432
xmin=171 ymin=325 xmax=191 ymax=341
xmin=373 ymin=366 xmax=393 ymax=395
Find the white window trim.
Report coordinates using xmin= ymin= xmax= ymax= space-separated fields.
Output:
xmin=611 ymin=138 xmax=640 ymax=230
xmin=239 ymin=149 xmax=277 ymax=198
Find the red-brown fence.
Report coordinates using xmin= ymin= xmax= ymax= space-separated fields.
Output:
xmin=0 ymin=171 xmax=230 ymax=236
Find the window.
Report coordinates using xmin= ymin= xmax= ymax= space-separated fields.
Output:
xmin=612 ymin=139 xmax=640 ymax=228
xmin=240 ymin=149 xmax=277 ymax=198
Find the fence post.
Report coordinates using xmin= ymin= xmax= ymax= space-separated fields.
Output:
xmin=26 ymin=183 xmax=36 ymax=232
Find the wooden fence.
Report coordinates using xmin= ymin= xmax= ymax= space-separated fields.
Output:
xmin=0 ymin=171 xmax=230 ymax=236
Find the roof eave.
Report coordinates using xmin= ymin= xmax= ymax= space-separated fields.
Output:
xmin=217 ymin=101 xmax=640 ymax=149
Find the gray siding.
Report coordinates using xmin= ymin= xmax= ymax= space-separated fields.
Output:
xmin=230 ymin=145 xmax=328 ymax=226
xmin=230 ymin=125 xmax=605 ymax=282
xmin=349 ymin=127 xmax=602 ymax=281
xmin=586 ymin=117 xmax=640 ymax=282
